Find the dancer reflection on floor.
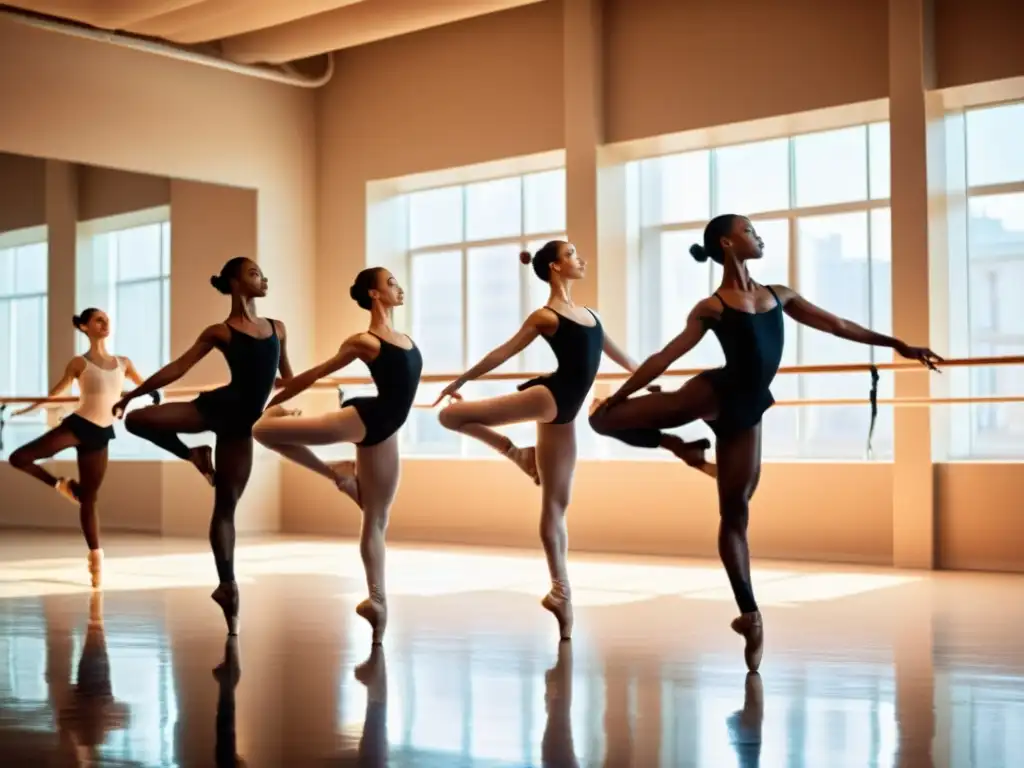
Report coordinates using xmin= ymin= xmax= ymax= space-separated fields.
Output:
xmin=589 ymin=214 xmax=941 ymax=671
xmin=110 ymin=258 xmax=294 ymax=635
xmin=8 ymin=308 xmax=156 ymax=587
xmin=57 ymin=592 xmax=131 ymax=763
xmin=214 ymin=637 xmax=244 ymax=768
xmin=434 ymin=241 xmax=659 ymax=641
xmin=253 ymin=267 xmax=421 ymax=645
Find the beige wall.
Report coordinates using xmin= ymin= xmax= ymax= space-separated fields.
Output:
xmin=0 ymin=15 xmax=316 ymax=536
xmin=603 ymin=0 xmax=891 ymax=144
xmin=77 ymin=165 xmax=170 ymax=222
xmin=935 ymin=0 xmax=1024 ymax=89
xmin=0 ymin=152 xmax=46 ymax=234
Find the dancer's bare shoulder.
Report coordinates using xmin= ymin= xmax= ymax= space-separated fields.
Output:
xmin=343 ymin=332 xmax=382 ymax=363
xmin=526 ymin=307 xmax=560 ymax=335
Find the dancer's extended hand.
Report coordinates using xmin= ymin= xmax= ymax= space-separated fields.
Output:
xmin=111 ymin=395 xmax=133 ymax=419
xmin=895 ymin=342 xmax=943 ymax=372
xmin=432 ymin=381 xmax=463 ymax=407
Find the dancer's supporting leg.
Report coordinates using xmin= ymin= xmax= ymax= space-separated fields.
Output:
xmin=252 ymin=406 xmax=367 ymax=504
xmin=437 ymin=387 xmax=557 ymax=484
xmin=354 ymin=434 xmax=400 ymax=645
xmin=124 ymin=403 xmax=215 ymax=484
xmin=536 ymin=421 xmax=577 ymax=640
xmin=9 ymin=424 xmax=81 ymax=500
xmin=76 ymin=446 xmax=108 ymax=588
xmin=209 ymin=436 xmax=254 ymax=636
xmin=715 ymin=424 xmax=764 ymax=672
xmin=588 ymin=376 xmax=719 ymax=476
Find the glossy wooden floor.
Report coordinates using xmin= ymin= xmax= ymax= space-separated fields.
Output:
xmin=0 ymin=532 xmax=1022 ymax=767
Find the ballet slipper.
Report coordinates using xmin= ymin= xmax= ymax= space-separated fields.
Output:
xmin=505 ymin=444 xmax=540 ymax=485
xmin=541 ymin=583 xmax=574 ymax=640
xmin=211 ymin=581 xmax=240 ymax=636
xmin=730 ymin=611 xmax=764 ymax=672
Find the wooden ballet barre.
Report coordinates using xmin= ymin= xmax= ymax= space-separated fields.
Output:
xmin=318 ymin=353 xmax=1024 ymax=388
xmin=3 ymin=354 xmax=1023 ymax=409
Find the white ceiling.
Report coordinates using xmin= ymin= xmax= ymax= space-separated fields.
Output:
xmin=2 ymin=0 xmax=546 ymax=64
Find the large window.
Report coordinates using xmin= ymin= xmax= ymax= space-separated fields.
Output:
xmin=944 ymin=102 xmax=1024 ymax=459
xmin=631 ymin=123 xmax=893 ymax=461
xmin=0 ymin=233 xmax=48 ymax=455
xmin=403 ymin=170 xmax=566 ymax=457
xmin=77 ymin=214 xmax=171 ymax=458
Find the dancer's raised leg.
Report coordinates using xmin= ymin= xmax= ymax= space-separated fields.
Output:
xmin=124 ymin=402 xmax=215 ymax=484
xmin=438 ymin=387 xmax=557 ymax=484
xmin=9 ymin=424 xmax=80 ymax=500
xmin=353 ymin=434 xmax=401 ymax=644
xmin=589 ymin=376 xmax=719 ymax=475
xmin=535 ymin=421 xmax=577 ymax=640
xmin=253 ymin=406 xmax=367 ymax=504
xmin=715 ymin=423 xmax=764 ymax=671
xmin=209 ymin=435 xmax=254 ymax=635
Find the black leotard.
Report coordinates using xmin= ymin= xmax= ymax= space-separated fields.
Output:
xmin=518 ymin=308 xmax=604 ymax=424
xmin=697 ymin=286 xmax=784 ymax=439
xmin=193 ymin=321 xmax=281 ymax=436
xmin=343 ymin=333 xmax=423 ymax=447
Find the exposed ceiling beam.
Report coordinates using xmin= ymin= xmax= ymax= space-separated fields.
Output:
xmin=220 ymin=0 xmax=546 ymax=65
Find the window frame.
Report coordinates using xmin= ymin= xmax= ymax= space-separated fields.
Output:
xmin=0 ymin=229 xmax=49 ymax=441
xmin=402 ymin=170 xmax=566 ymax=457
xmin=946 ymin=100 xmax=1024 ymax=459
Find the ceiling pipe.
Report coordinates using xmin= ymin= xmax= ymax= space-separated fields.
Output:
xmin=0 ymin=7 xmax=334 ymax=88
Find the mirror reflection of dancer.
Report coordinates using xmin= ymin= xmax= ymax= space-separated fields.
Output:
xmin=8 ymin=308 xmax=156 ymax=587
xmin=590 ymin=214 xmax=941 ymax=671
xmin=254 ymin=267 xmax=421 ymax=645
xmin=434 ymin=241 xmax=654 ymax=640
xmin=110 ymin=258 xmax=294 ymax=635
xmin=213 ymin=637 xmax=245 ymax=768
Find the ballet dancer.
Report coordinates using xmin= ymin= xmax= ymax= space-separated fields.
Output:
xmin=7 ymin=308 xmax=157 ymax=587
xmin=433 ymin=241 xmax=651 ymax=640
xmin=253 ymin=266 xmax=421 ymax=645
xmin=589 ymin=213 xmax=941 ymax=670
xmin=110 ymin=257 xmax=293 ymax=634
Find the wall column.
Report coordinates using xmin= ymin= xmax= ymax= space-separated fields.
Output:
xmin=888 ymin=0 xmax=940 ymax=569
xmin=563 ymin=0 xmax=603 ymax=311
xmin=44 ymin=160 xmax=78 ymax=400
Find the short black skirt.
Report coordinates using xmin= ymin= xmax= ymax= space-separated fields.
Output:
xmin=63 ymin=413 xmax=116 ymax=453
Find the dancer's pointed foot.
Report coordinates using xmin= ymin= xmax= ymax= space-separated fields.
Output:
xmin=356 ymin=597 xmax=387 ymax=645
xmin=212 ymin=581 xmax=240 ymax=636
xmin=541 ymin=587 xmax=574 ymax=640
xmin=189 ymin=445 xmax=216 ymax=486
xmin=328 ymin=460 xmax=361 ymax=506
xmin=662 ymin=436 xmax=717 ymax=478
xmin=262 ymin=404 xmax=301 ymax=419
xmin=730 ymin=611 xmax=764 ymax=672
xmin=506 ymin=444 xmax=540 ymax=485
xmin=87 ymin=548 xmax=103 ymax=589
xmin=54 ymin=477 xmax=80 ymax=504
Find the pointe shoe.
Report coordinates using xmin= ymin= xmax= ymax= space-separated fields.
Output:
xmin=730 ymin=612 xmax=764 ymax=672
xmin=88 ymin=590 xmax=104 ymax=625
xmin=541 ymin=589 xmax=574 ymax=641
xmin=356 ymin=598 xmax=387 ymax=645
xmin=55 ymin=477 xmax=79 ymax=505
xmin=211 ymin=582 xmax=240 ymax=636
xmin=87 ymin=549 xmax=103 ymax=589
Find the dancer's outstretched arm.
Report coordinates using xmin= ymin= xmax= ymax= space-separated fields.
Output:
xmin=11 ymin=357 xmax=83 ymax=417
xmin=121 ymin=357 xmax=162 ymax=405
xmin=266 ymin=334 xmax=373 ymax=409
xmin=112 ymin=324 xmax=225 ymax=414
xmin=772 ymin=285 xmax=942 ymax=370
xmin=432 ymin=310 xmax=551 ymax=405
xmin=602 ymin=299 xmax=716 ymax=410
